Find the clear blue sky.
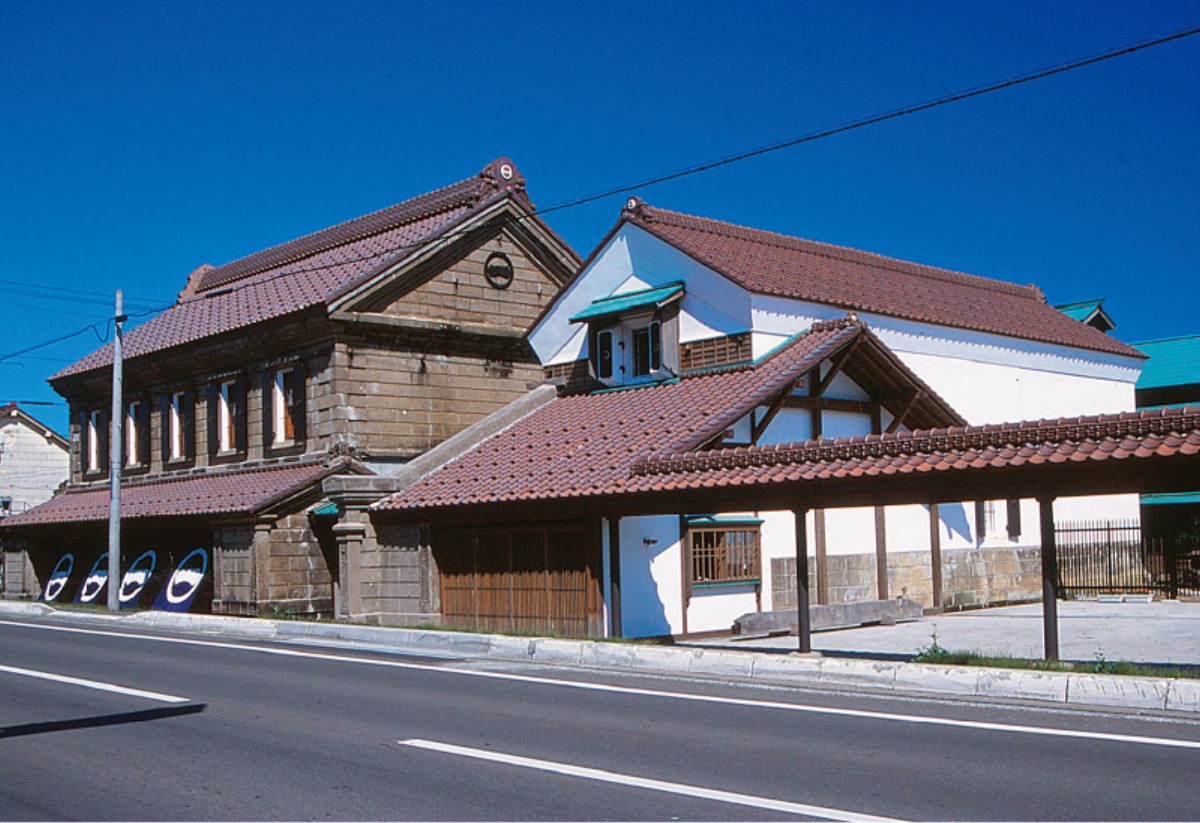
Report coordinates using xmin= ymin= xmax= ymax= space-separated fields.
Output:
xmin=2 ymin=2 xmax=1198 ymax=432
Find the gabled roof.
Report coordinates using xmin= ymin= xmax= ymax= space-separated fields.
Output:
xmin=376 ymin=317 xmax=962 ymax=512
xmin=1055 ymin=298 xmax=1116 ymax=333
xmin=0 ymin=402 xmax=68 ymax=449
xmin=1133 ymin=335 xmax=1200 ymax=390
xmin=0 ymin=457 xmax=367 ymax=527
xmin=54 ymin=158 xmax=568 ymax=381
xmin=618 ymin=201 xmax=1141 ymax=359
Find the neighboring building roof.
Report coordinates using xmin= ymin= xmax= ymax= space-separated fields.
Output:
xmin=1132 ymin=335 xmax=1200 ymax=391
xmin=0 ymin=458 xmax=364 ymax=527
xmin=0 ymin=402 xmax=69 ymax=449
xmin=619 ymin=201 xmax=1141 ymax=359
xmin=54 ymin=158 xmax=565 ymax=381
xmin=376 ymin=317 xmax=963 ymax=512
xmin=1055 ymin=298 xmax=1116 ymax=333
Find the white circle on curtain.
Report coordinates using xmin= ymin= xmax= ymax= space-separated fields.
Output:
xmin=44 ymin=554 xmax=74 ymax=602
xmin=119 ymin=550 xmax=157 ymax=606
xmin=166 ymin=549 xmax=209 ymax=605
xmin=78 ymin=553 xmax=108 ymax=604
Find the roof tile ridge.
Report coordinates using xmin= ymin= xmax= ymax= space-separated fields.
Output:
xmin=632 ymin=203 xmax=1041 ymax=300
xmin=121 ymin=456 xmax=329 ymax=490
xmin=194 ymin=174 xmax=491 ymax=294
xmin=633 ymin=406 xmax=1200 ymax=475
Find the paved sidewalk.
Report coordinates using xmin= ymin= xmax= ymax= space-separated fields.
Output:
xmin=703 ymin=600 xmax=1200 ymax=667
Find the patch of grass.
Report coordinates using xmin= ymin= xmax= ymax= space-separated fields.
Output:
xmin=912 ymin=631 xmax=1199 ymax=679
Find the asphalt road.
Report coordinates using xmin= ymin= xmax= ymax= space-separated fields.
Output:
xmin=2 ymin=615 xmax=1200 ymax=821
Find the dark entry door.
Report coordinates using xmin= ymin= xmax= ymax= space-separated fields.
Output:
xmin=435 ymin=523 xmax=602 ymax=638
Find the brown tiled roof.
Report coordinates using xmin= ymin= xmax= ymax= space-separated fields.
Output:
xmin=622 ymin=201 xmax=1141 ymax=359
xmin=380 ymin=384 xmax=1200 ymax=512
xmin=375 ymin=317 xmax=958 ymax=511
xmin=0 ymin=458 xmax=362 ymax=527
xmin=54 ymin=159 xmax=543 ymax=380
xmin=627 ymin=406 xmax=1200 ymax=492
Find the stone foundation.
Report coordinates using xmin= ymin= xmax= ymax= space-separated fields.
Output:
xmin=772 ymin=544 xmax=1043 ymax=611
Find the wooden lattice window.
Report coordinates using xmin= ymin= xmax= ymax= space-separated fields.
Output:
xmin=688 ymin=519 xmax=762 ymax=587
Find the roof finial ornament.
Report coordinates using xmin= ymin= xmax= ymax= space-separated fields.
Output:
xmin=481 ymin=157 xmax=526 ymax=191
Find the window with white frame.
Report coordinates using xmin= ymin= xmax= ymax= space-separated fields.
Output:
xmin=125 ymin=400 xmax=143 ymax=467
xmin=86 ymin=409 xmax=103 ymax=473
xmin=593 ymin=316 xmax=666 ymax=386
xmin=217 ymin=379 xmax=238 ymax=453
xmin=168 ymin=390 xmax=187 ymax=461
xmin=271 ymin=367 xmax=301 ymax=447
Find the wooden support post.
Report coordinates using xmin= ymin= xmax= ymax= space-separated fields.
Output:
xmin=874 ymin=506 xmax=889 ymax=600
xmin=608 ymin=517 xmax=623 ymax=639
xmin=793 ymin=507 xmax=812 ymax=653
xmin=1038 ymin=496 xmax=1059 ymax=662
xmin=814 ymin=510 xmax=828 ymax=605
xmin=929 ymin=503 xmax=943 ymax=610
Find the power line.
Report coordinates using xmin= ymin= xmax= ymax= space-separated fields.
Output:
xmin=535 ymin=23 xmax=1200 ymax=215
xmin=166 ymin=23 xmax=1200 ymax=297
xmin=3 ymin=23 xmax=1196 ymax=369
xmin=0 ymin=279 xmax=168 ymax=308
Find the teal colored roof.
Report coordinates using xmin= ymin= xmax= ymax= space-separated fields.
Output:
xmin=684 ymin=514 xmax=765 ymax=527
xmin=1055 ymin=298 xmax=1116 ymax=332
xmin=570 ymin=283 xmax=683 ymax=323
xmin=307 ymin=500 xmax=341 ymax=516
xmin=1132 ymin=335 xmax=1200 ymax=390
xmin=1056 ymin=299 xmax=1104 ymax=322
xmin=1142 ymin=492 xmax=1200 ymax=506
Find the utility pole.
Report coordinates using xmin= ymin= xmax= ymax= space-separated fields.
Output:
xmin=107 ymin=291 xmax=125 ymax=611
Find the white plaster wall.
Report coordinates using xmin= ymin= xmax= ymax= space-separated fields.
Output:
xmin=822 ymin=410 xmax=873 ymax=440
xmin=532 ymin=225 xmax=751 ymax=366
xmin=687 ymin=585 xmax=758 ymax=633
xmin=0 ymin=419 xmax=69 ymax=515
xmin=757 ymin=408 xmax=812 ymax=445
xmin=824 ymin=507 xmax=878 ymax=556
xmin=618 ymin=515 xmax=683 ymax=638
xmin=885 ymin=505 xmax=934 ymax=553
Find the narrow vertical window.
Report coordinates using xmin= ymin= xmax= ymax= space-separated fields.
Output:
xmin=596 ymin=330 xmax=614 ymax=380
xmin=218 ymin=379 xmax=237 ymax=453
xmin=169 ymin=391 xmax=186 ymax=461
xmin=272 ymin=368 xmax=299 ymax=446
xmin=125 ymin=401 xmax=142 ymax=467
xmin=1006 ymin=499 xmax=1022 ymax=540
xmin=632 ymin=321 xmax=661 ymax=378
xmin=87 ymin=410 xmax=102 ymax=472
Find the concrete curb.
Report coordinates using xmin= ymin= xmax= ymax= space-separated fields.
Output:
xmin=4 ymin=602 xmax=1196 ymax=715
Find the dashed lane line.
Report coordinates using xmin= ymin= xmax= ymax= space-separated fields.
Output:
xmin=400 ymin=738 xmax=905 ymax=822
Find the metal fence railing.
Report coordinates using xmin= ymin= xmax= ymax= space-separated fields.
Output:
xmin=1055 ymin=520 xmax=1163 ymax=596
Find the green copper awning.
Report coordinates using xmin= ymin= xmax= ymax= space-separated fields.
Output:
xmin=307 ymin=500 xmax=342 ymax=516
xmin=569 ymin=283 xmax=684 ymax=323
xmin=1141 ymin=492 xmax=1200 ymax=506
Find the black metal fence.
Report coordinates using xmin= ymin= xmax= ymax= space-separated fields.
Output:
xmin=1055 ymin=519 xmax=1200 ymax=598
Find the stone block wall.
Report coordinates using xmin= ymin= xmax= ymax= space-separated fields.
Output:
xmin=264 ymin=512 xmax=334 ymax=616
xmin=772 ymin=544 xmax=1043 ymax=611
xmin=356 ymin=521 xmax=438 ymax=626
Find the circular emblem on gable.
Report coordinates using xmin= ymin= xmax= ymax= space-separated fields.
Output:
xmin=484 ymin=252 xmax=514 ymax=290
xmin=499 ymin=163 xmax=514 ymax=181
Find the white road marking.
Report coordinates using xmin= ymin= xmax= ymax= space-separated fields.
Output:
xmin=0 ymin=662 xmax=188 ymax=704
xmin=400 ymin=738 xmax=904 ymax=822
xmin=3 ymin=618 xmax=1199 ymax=750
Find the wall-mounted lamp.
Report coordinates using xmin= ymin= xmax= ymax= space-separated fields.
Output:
xmin=643 ymin=537 xmax=658 ymax=549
